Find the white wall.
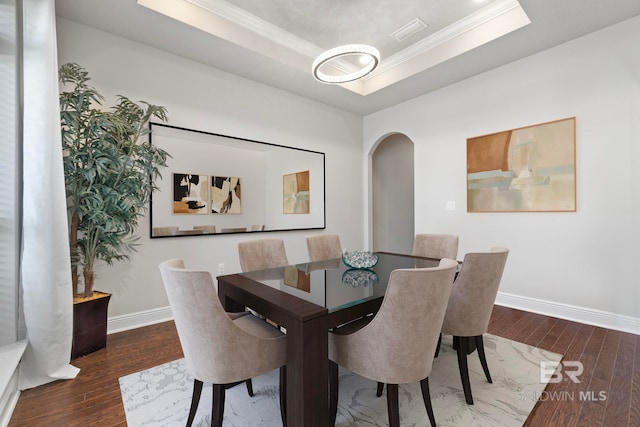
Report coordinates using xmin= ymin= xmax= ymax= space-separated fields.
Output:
xmin=56 ymin=19 xmax=365 ymax=321
xmin=364 ymin=17 xmax=640 ymax=333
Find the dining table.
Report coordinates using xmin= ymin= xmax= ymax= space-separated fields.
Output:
xmin=217 ymin=251 xmax=443 ymax=427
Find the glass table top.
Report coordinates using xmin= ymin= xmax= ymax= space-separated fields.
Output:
xmin=240 ymin=252 xmax=443 ymax=313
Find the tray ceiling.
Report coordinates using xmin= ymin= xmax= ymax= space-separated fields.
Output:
xmin=55 ymin=0 xmax=640 ymax=115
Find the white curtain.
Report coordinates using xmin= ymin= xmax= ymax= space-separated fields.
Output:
xmin=18 ymin=0 xmax=79 ymax=389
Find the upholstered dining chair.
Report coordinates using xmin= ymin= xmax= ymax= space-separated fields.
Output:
xmin=238 ymin=238 xmax=289 ymax=272
xmin=159 ymin=259 xmax=287 ymax=427
xmin=221 ymin=227 xmax=247 ymax=233
xmin=152 ymin=226 xmax=178 ymax=236
xmin=238 ymin=238 xmax=290 ymax=327
xmin=305 ymin=234 xmax=343 ymax=262
xmin=412 ymin=234 xmax=459 ymax=260
xmin=193 ymin=224 xmax=216 ymax=234
xmin=173 ymin=229 xmax=205 ymax=236
xmin=328 ymin=259 xmax=459 ymax=427
xmin=436 ymin=247 xmax=509 ymax=405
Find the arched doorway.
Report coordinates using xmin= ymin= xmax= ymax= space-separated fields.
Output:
xmin=371 ymin=133 xmax=415 ymax=253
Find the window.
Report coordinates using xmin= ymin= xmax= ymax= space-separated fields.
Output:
xmin=0 ymin=0 xmax=20 ymax=346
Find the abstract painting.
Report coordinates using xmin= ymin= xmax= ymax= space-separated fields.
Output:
xmin=172 ymin=173 xmax=209 ymax=214
xmin=211 ymin=176 xmax=242 ymax=214
xmin=283 ymin=170 xmax=310 ymax=214
xmin=467 ymin=117 xmax=576 ymax=212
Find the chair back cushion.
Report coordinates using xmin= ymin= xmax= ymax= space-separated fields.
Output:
xmin=238 ymin=239 xmax=289 ymax=272
xmin=441 ymin=247 xmax=509 ymax=337
xmin=412 ymin=233 xmax=459 ymax=260
xmin=329 ymin=259 xmax=458 ymax=384
xmin=153 ymin=226 xmax=178 ymax=236
xmin=306 ymin=234 xmax=343 ymax=261
xmin=193 ymin=225 xmax=216 ymax=233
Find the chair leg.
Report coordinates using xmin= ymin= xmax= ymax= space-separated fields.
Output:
xmin=329 ymin=360 xmax=338 ymax=426
xmin=376 ymin=381 xmax=384 ymax=397
xmin=245 ymin=378 xmax=254 ymax=397
xmin=212 ymin=383 xmax=226 ymax=427
xmin=420 ymin=377 xmax=437 ymax=427
xmin=329 ymin=360 xmax=339 ymax=426
xmin=186 ymin=379 xmax=203 ymax=427
xmin=435 ymin=333 xmax=442 ymax=358
xmin=386 ymin=384 xmax=400 ymax=427
xmin=279 ymin=366 xmax=287 ymax=427
xmin=454 ymin=336 xmax=474 ymax=405
xmin=475 ymin=335 xmax=493 ymax=383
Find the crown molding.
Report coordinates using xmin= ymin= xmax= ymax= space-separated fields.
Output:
xmin=186 ymin=0 xmax=321 ymax=57
xmin=367 ymin=0 xmax=527 ymax=80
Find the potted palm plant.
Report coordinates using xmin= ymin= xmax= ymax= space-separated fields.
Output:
xmin=59 ymin=63 xmax=169 ymax=357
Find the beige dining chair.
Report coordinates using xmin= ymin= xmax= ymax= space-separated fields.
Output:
xmin=436 ymin=247 xmax=509 ymax=405
xmin=238 ymin=238 xmax=289 ymax=272
xmin=158 ymin=259 xmax=287 ymax=427
xmin=238 ymin=238 xmax=290 ymax=327
xmin=173 ymin=229 xmax=205 ymax=236
xmin=328 ymin=259 xmax=458 ymax=427
xmin=193 ymin=224 xmax=217 ymax=234
xmin=305 ymin=234 xmax=343 ymax=262
xmin=152 ymin=226 xmax=178 ymax=236
xmin=412 ymin=234 xmax=459 ymax=260
xmin=221 ymin=227 xmax=247 ymax=233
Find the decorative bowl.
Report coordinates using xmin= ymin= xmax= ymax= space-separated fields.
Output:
xmin=342 ymin=251 xmax=379 ymax=269
xmin=342 ymin=268 xmax=379 ymax=288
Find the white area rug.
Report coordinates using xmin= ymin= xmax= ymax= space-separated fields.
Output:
xmin=119 ymin=334 xmax=561 ymax=426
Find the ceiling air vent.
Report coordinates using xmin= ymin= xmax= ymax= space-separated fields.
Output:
xmin=391 ymin=17 xmax=429 ymax=42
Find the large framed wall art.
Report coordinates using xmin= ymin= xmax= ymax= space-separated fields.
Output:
xmin=467 ymin=117 xmax=576 ymax=212
xmin=211 ymin=176 xmax=242 ymax=214
xmin=283 ymin=170 xmax=310 ymax=214
xmin=149 ymin=123 xmax=326 ymax=237
xmin=172 ymin=173 xmax=209 ymax=214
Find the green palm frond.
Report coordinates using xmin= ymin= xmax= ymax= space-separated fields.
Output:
xmin=59 ymin=63 xmax=169 ymax=294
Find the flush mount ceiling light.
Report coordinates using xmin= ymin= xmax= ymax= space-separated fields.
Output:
xmin=312 ymin=44 xmax=380 ymax=84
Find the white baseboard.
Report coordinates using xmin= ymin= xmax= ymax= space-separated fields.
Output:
xmin=107 ymin=306 xmax=173 ymax=335
xmin=495 ymin=292 xmax=640 ymax=335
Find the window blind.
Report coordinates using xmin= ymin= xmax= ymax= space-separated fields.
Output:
xmin=0 ymin=0 xmax=20 ymax=347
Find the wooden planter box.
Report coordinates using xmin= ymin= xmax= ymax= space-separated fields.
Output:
xmin=71 ymin=291 xmax=111 ymax=359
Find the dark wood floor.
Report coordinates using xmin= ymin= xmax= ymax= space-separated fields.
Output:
xmin=9 ymin=305 xmax=639 ymax=426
